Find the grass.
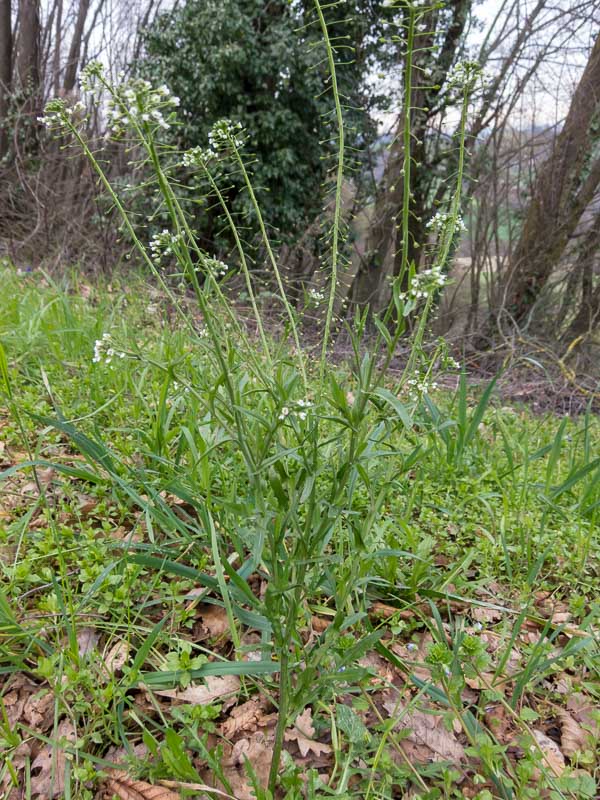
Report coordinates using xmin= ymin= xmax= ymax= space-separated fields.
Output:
xmin=0 ymin=265 xmax=599 ymax=800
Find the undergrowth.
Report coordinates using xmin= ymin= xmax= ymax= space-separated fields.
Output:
xmin=0 ymin=268 xmax=599 ymax=799
xmin=1 ymin=0 xmax=599 ymax=796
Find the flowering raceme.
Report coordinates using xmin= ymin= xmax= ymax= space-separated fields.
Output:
xmin=92 ymin=333 xmax=125 ymax=365
xmin=399 ymin=264 xmax=448 ymax=303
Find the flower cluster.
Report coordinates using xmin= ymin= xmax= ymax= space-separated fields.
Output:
xmin=208 ymin=119 xmax=245 ymax=151
xmin=38 ymin=98 xmax=87 ymax=131
xmin=182 ymin=146 xmax=213 ymax=168
xmin=107 ymin=80 xmax=180 ymax=136
xmin=426 ymin=211 xmax=467 ymax=235
xmin=149 ymin=230 xmax=183 ymax=262
xmin=446 ymin=60 xmax=484 ymax=91
xmin=93 ymin=333 xmax=125 ymax=364
xmin=203 ymin=257 xmax=228 ymax=279
xmin=79 ymin=60 xmax=104 ymax=95
xmin=278 ymin=398 xmax=313 ymax=422
xmin=182 ymin=120 xmax=246 ymax=169
xmin=308 ymin=287 xmax=325 ymax=305
xmin=406 ymin=372 xmax=438 ymax=401
xmin=399 ymin=264 xmax=448 ymax=303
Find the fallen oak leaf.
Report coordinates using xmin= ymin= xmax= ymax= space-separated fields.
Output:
xmin=220 ymin=697 xmax=272 ymax=739
xmin=30 ymin=719 xmax=76 ymax=799
xmin=284 ymin=707 xmax=332 ymax=758
xmin=159 ymin=780 xmax=240 ymax=799
xmin=104 ymin=770 xmax=180 ymax=800
xmin=558 ymin=710 xmax=590 ymax=758
xmin=150 ymin=674 xmax=240 ymax=709
xmin=383 ymin=697 xmax=466 ymax=763
xmin=531 ymin=730 xmax=565 ymax=777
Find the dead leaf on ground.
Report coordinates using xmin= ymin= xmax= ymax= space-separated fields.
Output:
xmin=284 ymin=707 xmax=332 ymax=758
xmin=103 ymin=743 xmax=149 ymax=767
xmin=103 ymin=770 xmax=180 ymax=800
xmin=151 ymin=674 xmax=240 ymax=710
xmin=103 ymin=639 xmax=131 ymax=676
xmin=3 ymin=674 xmax=54 ymax=733
xmin=558 ymin=710 xmax=592 ymax=757
xmin=484 ymin=704 xmax=516 ymax=745
xmin=472 ymin=605 xmax=504 ymax=623
xmin=531 ymin=729 xmax=565 ymax=777
xmin=194 ymin=603 xmax=231 ymax=640
xmin=218 ymin=734 xmax=274 ymax=800
xmin=158 ymin=781 xmax=238 ymax=799
xmin=383 ymin=696 xmax=466 ymax=763
xmin=565 ymin=693 xmax=600 ymax=738
xmin=30 ymin=719 xmax=76 ymax=799
xmin=220 ymin=696 xmax=273 ymax=739
xmin=76 ymin=626 xmax=99 ymax=657
xmin=0 ymin=741 xmax=32 ymax=796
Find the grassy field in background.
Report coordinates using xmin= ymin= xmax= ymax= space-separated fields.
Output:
xmin=0 ymin=266 xmax=599 ymax=800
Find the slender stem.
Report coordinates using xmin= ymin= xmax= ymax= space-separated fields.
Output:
xmin=268 ymin=649 xmax=289 ymax=794
xmin=231 ymin=146 xmax=308 ymax=390
xmin=202 ymin=166 xmax=272 ymax=368
xmin=313 ymin=0 xmax=345 ymax=387
xmin=399 ymin=2 xmax=417 ymax=290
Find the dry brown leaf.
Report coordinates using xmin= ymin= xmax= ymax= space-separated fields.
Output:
xmin=220 ymin=697 xmax=271 ymax=739
xmin=558 ymin=710 xmax=590 ymax=757
xmin=0 ymin=741 xmax=32 ymax=795
xmin=464 ymin=671 xmax=498 ymax=690
xmin=104 ymin=771 xmax=180 ymax=800
xmin=284 ymin=707 xmax=332 ymax=758
xmin=104 ymin=639 xmax=131 ymax=675
xmin=311 ymin=615 xmax=332 ymax=633
xmin=104 ymin=743 xmax=149 ymax=767
xmin=152 ymin=674 xmax=240 ymax=709
xmin=76 ymin=626 xmax=99 ymax=657
xmin=484 ymin=704 xmax=516 ymax=745
xmin=159 ymin=781 xmax=238 ymax=799
xmin=195 ymin=604 xmax=231 ymax=639
xmin=531 ymin=730 xmax=565 ymax=776
xmin=565 ymin=693 xmax=600 ymax=738
xmin=383 ymin=697 xmax=466 ymax=763
xmin=472 ymin=605 xmax=504 ymax=623
xmin=2 ymin=675 xmax=54 ymax=733
xmin=219 ymin=735 xmax=273 ymax=800
xmin=30 ymin=719 xmax=76 ymax=798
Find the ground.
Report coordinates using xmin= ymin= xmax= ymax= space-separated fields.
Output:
xmin=0 ymin=267 xmax=599 ymax=800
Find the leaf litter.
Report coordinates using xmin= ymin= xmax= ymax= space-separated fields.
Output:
xmin=1 ymin=439 xmax=599 ymax=797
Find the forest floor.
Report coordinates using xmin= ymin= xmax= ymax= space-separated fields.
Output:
xmin=0 ymin=267 xmax=599 ymax=800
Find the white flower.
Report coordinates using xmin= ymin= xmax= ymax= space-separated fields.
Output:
xmin=149 ymin=230 xmax=182 ymax=262
xmin=93 ymin=333 xmax=125 ymax=365
xmin=278 ymin=406 xmax=290 ymax=421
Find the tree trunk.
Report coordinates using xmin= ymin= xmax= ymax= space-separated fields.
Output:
xmin=562 ymin=210 xmax=600 ymax=342
xmin=495 ymin=31 xmax=600 ymax=326
xmin=63 ymin=0 xmax=89 ymax=93
xmin=16 ymin=0 xmax=39 ymax=94
xmin=0 ymin=0 xmax=12 ymax=158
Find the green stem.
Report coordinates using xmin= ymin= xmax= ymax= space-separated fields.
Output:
xmin=313 ymin=0 xmax=345 ymax=388
xmin=231 ymin=146 xmax=307 ymax=390
xmin=268 ymin=648 xmax=289 ymax=795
